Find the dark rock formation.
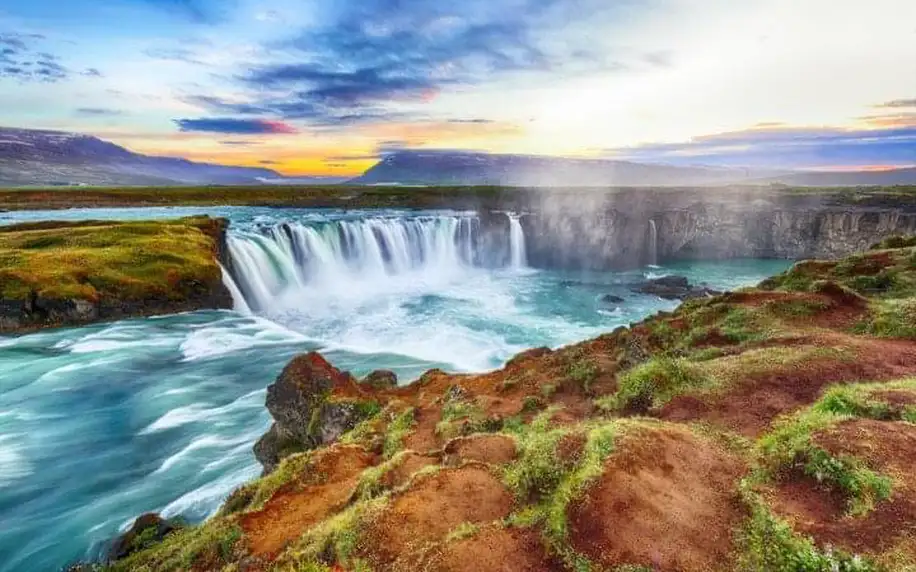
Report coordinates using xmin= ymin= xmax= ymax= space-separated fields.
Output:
xmin=631 ymin=275 xmax=721 ymax=301
xmin=107 ymin=513 xmax=182 ymax=562
xmin=253 ymin=352 xmax=377 ymax=473
xmin=362 ymin=370 xmax=398 ymax=389
xmin=599 ymin=294 xmax=626 ymax=305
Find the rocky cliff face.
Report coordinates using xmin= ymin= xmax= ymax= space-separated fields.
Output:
xmin=503 ymin=189 xmax=916 ymax=270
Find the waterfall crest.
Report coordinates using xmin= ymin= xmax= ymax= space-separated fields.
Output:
xmin=224 ymin=215 xmax=526 ymax=312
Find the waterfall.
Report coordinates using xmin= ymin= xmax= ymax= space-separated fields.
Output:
xmin=508 ymin=214 xmax=527 ymax=269
xmin=647 ymin=219 xmax=658 ymax=266
xmin=222 ymin=215 xmax=526 ymax=312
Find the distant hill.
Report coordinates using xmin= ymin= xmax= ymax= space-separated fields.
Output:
xmin=762 ymin=168 xmax=916 ymax=187
xmin=350 ymin=150 xmax=775 ymax=186
xmin=0 ymin=127 xmax=280 ymax=187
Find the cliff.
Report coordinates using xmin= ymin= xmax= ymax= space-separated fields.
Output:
xmin=512 ymin=187 xmax=916 ymax=269
xmin=105 ymin=237 xmax=916 ymax=572
xmin=0 ymin=216 xmax=233 ymax=333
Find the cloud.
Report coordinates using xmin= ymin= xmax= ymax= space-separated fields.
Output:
xmin=75 ymin=107 xmax=124 ymax=116
xmin=182 ymin=0 xmax=654 ymax=126
xmin=0 ymin=32 xmax=70 ymax=83
xmin=136 ymin=0 xmax=231 ymax=23
xmin=219 ymin=140 xmax=260 ymax=146
xmin=82 ymin=67 xmax=103 ymax=77
xmin=608 ymin=124 xmax=916 ymax=169
xmin=877 ymin=98 xmax=916 ymax=109
xmin=174 ymin=117 xmax=298 ymax=134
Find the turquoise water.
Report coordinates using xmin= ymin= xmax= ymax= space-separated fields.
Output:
xmin=0 ymin=207 xmax=791 ymax=571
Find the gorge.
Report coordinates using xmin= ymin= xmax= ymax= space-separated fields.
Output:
xmin=1 ymin=186 xmax=916 ymax=571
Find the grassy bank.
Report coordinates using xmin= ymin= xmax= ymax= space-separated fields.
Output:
xmin=0 ymin=216 xmax=230 ymax=332
xmin=1 ymin=184 xmax=915 ymax=212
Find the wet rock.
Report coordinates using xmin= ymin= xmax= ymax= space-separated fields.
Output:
xmin=108 ymin=513 xmax=182 ymax=562
xmin=253 ymin=352 xmax=375 ymax=474
xmin=599 ymin=294 xmax=625 ymax=305
xmin=630 ymin=275 xmax=721 ymax=301
xmin=362 ymin=369 xmax=398 ymax=389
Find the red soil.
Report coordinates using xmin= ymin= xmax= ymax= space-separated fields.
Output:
xmin=419 ymin=525 xmax=563 ymax=572
xmin=770 ymin=419 xmax=916 ymax=554
xmin=568 ymin=426 xmax=746 ymax=572
xmin=241 ymin=445 xmax=375 ymax=557
xmin=380 ymin=452 xmax=440 ymax=490
xmin=361 ymin=465 xmax=515 ymax=569
xmin=660 ymin=336 xmax=916 ymax=437
xmin=443 ymin=434 xmax=518 ymax=466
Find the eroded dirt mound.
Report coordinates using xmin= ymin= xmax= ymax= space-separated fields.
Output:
xmin=380 ymin=452 xmax=440 ymax=490
xmin=241 ymin=445 xmax=375 ymax=557
xmin=568 ymin=426 xmax=745 ymax=571
xmin=361 ymin=464 xmax=514 ymax=569
xmin=419 ymin=525 xmax=562 ymax=572
xmin=444 ymin=434 xmax=518 ymax=466
xmin=770 ymin=419 xmax=916 ymax=554
xmin=661 ymin=336 xmax=916 ymax=437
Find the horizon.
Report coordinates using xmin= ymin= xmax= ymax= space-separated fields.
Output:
xmin=1 ymin=1 xmax=915 ymax=177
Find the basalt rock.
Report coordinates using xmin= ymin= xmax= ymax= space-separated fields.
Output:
xmin=362 ymin=369 xmax=398 ymax=389
xmin=631 ymin=275 xmax=721 ymax=301
xmin=107 ymin=513 xmax=183 ymax=562
xmin=253 ymin=352 xmax=377 ymax=474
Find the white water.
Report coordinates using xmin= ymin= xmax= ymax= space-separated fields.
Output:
xmin=648 ymin=219 xmax=659 ymax=266
xmin=509 ymin=214 xmax=528 ymax=269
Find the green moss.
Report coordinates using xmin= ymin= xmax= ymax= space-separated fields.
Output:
xmin=758 ymin=403 xmax=893 ymax=517
xmin=503 ymin=411 xmax=571 ymax=500
xmin=854 ymin=298 xmax=916 ymax=339
xmin=610 ymin=357 xmax=708 ymax=412
xmin=106 ymin=519 xmax=243 ymax=572
xmin=444 ymin=521 xmax=481 ymax=543
xmin=736 ymin=484 xmax=877 ymax=571
xmin=0 ymin=217 xmax=223 ymax=303
xmin=383 ymin=408 xmax=416 ymax=458
xmin=278 ymin=496 xmax=388 ymax=569
xmin=436 ymin=396 xmax=501 ymax=441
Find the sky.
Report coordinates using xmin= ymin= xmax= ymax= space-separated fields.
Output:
xmin=0 ymin=0 xmax=915 ymax=176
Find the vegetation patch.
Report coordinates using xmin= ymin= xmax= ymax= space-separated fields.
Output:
xmin=0 ymin=217 xmax=224 ymax=302
xmin=106 ymin=518 xmax=243 ymax=572
xmin=756 ymin=385 xmax=901 ymax=516
xmin=600 ymin=357 xmax=709 ymax=413
xmin=383 ymin=407 xmax=416 ymax=458
xmin=854 ymin=298 xmax=916 ymax=340
xmin=736 ymin=484 xmax=878 ymax=571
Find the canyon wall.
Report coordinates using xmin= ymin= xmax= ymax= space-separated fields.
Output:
xmin=476 ymin=188 xmax=916 ymax=270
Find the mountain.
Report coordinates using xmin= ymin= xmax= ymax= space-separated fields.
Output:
xmin=350 ymin=150 xmax=777 ymax=186
xmin=0 ymin=127 xmax=281 ymax=187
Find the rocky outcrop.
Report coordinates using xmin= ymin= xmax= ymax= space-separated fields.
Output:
xmin=107 ymin=513 xmax=183 ymax=562
xmin=253 ymin=352 xmax=379 ymax=473
xmin=630 ymin=275 xmax=721 ymax=301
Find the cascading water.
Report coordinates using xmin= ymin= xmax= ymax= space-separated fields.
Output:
xmin=647 ymin=219 xmax=659 ymax=266
xmin=226 ymin=215 xmax=519 ymax=312
xmin=508 ymin=214 xmax=528 ymax=269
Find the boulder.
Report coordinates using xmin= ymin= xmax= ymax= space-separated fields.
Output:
xmin=253 ymin=352 xmax=377 ymax=474
xmin=599 ymin=294 xmax=625 ymax=305
xmin=108 ymin=513 xmax=182 ymax=562
xmin=362 ymin=369 xmax=398 ymax=389
xmin=631 ymin=275 xmax=721 ymax=301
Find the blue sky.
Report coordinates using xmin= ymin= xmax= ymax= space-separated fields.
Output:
xmin=1 ymin=0 xmax=914 ymax=175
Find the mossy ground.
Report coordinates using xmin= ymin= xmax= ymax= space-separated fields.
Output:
xmin=0 ymin=216 xmax=225 ymax=302
xmin=107 ymin=239 xmax=916 ymax=571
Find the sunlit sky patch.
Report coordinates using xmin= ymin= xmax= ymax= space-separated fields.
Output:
xmin=1 ymin=0 xmax=914 ymax=175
